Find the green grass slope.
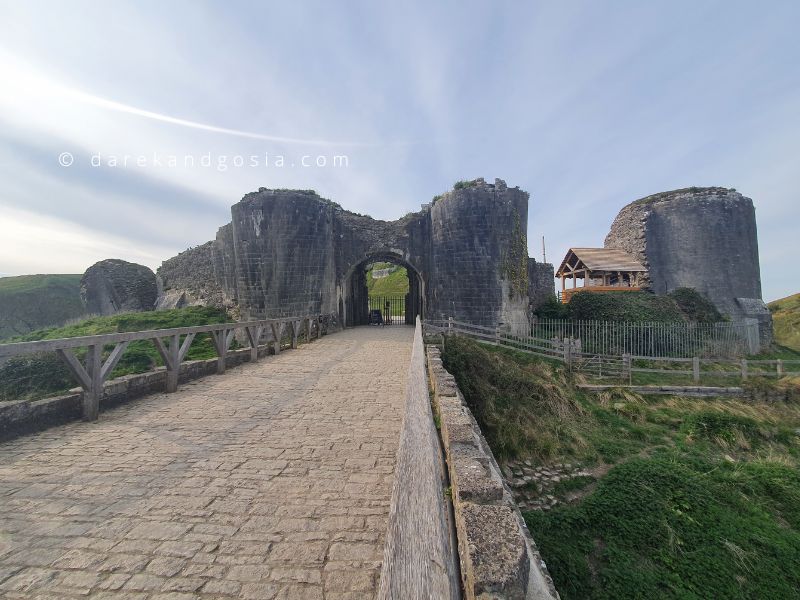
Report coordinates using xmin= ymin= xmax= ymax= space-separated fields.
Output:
xmin=366 ymin=262 xmax=409 ymax=296
xmin=0 ymin=274 xmax=86 ymax=340
xmin=769 ymin=292 xmax=800 ymax=351
xmin=0 ymin=306 xmax=232 ymax=402
xmin=441 ymin=336 xmax=800 ymax=599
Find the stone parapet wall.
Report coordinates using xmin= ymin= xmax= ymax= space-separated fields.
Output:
xmin=378 ymin=320 xmax=460 ymax=599
xmin=426 ymin=345 xmax=558 ymax=600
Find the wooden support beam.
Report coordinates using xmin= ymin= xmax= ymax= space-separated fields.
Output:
xmin=56 ymin=348 xmax=91 ymax=390
xmin=100 ymin=341 xmax=130 ymax=381
xmin=178 ymin=333 xmax=196 ymax=362
xmin=245 ymin=326 xmax=262 ymax=362
xmin=211 ymin=328 xmax=232 ymax=374
xmin=270 ymin=322 xmax=283 ymax=354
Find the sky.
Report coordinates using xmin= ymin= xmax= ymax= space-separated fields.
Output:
xmin=0 ymin=0 xmax=797 ymax=301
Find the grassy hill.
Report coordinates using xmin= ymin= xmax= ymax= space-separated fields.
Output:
xmin=769 ymin=292 xmax=800 ymax=351
xmin=0 ymin=306 xmax=232 ymax=402
xmin=366 ymin=262 xmax=409 ymax=296
xmin=442 ymin=336 xmax=800 ymax=599
xmin=0 ymin=274 xmax=86 ymax=340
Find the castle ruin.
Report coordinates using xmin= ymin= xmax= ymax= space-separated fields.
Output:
xmin=158 ymin=178 xmax=555 ymax=334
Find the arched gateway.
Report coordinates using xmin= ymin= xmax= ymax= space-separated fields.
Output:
xmin=158 ymin=178 xmax=555 ymax=334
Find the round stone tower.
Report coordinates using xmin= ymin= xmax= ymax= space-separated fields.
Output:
xmin=604 ymin=187 xmax=772 ymax=345
xmin=430 ymin=178 xmax=531 ymax=333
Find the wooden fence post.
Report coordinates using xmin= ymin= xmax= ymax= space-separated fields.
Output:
xmin=741 ymin=359 xmax=748 ymax=381
xmin=777 ymin=359 xmax=783 ymax=377
xmin=166 ymin=334 xmax=180 ymax=393
xmin=621 ymin=354 xmax=630 ymax=384
xmin=692 ymin=357 xmax=700 ymax=384
xmin=85 ymin=344 xmax=102 ymax=421
xmin=245 ymin=325 xmax=262 ymax=362
xmin=270 ymin=322 xmax=282 ymax=354
xmin=290 ymin=321 xmax=299 ymax=349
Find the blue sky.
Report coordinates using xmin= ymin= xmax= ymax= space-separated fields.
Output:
xmin=0 ymin=0 xmax=797 ymax=301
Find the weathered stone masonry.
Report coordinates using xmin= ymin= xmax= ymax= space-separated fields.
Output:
xmin=605 ymin=187 xmax=772 ymax=345
xmin=158 ymin=178 xmax=556 ymax=334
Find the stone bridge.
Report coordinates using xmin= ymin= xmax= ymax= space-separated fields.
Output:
xmin=0 ymin=327 xmax=413 ymax=599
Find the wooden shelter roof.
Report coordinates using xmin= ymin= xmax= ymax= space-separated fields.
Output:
xmin=557 ymin=247 xmax=647 ymax=277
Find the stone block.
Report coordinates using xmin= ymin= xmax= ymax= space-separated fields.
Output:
xmin=455 ymin=503 xmax=529 ymax=599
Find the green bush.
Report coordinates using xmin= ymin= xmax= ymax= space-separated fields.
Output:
xmin=533 ymin=295 xmax=569 ymax=319
xmin=526 ymin=455 xmax=800 ymax=599
xmin=668 ymin=288 xmax=723 ymax=323
xmin=566 ymin=291 xmax=687 ymax=322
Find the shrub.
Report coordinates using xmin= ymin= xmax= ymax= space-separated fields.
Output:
xmin=668 ymin=288 xmax=723 ymax=322
xmin=567 ymin=291 xmax=686 ymax=322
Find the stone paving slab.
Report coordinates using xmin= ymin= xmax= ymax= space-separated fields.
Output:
xmin=0 ymin=326 xmax=413 ymax=599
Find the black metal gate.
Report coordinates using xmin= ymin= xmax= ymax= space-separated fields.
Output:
xmin=368 ymin=295 xmax=405 ymax=325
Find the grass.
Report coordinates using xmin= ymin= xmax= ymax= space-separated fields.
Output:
xmin=0 ymin=274 xmax=86 ymax=339
xmin=769 ymin=292 xmax=800 ymax=351
xmin=441 ymin=336 xmax=800 ymax=599
xmin=366 ymin=262 xmax=410 ymax=296
xmin=0 ymin=307 xmax=233 ymax=402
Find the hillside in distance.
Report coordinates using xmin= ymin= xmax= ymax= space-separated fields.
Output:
xmin=0 ymin=274 xmax=86 ymax=340
xmin=769 ymin=292 xmax=800 ymax=351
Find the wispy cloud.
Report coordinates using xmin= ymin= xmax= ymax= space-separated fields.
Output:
xmin=0 ymin=0 xmax=798 ymax=301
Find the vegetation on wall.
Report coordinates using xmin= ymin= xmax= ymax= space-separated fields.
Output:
xmin=501 ymin=213 xmax=529 ymax=299
xmin=440 ymin=336 xmax=800 ymax=599
xmin=769 ymin=292 xmax=800 ymax=351
xmin=0 ymin=307 xmax=232 ymax=402
xmin=667 ymin=287 xmax=723 ymax=322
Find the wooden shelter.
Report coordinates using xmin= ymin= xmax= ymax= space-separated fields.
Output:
xmin=556 ymin=247 xmax=647 ymax=303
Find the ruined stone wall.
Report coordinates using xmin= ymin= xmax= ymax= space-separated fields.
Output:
xmin=157 ymin=178 xmax=542 ymax=333
xmin=156 ymin=242 xmax=233 ymax=310
xmin=528 ymin=259 xmax=555 ymax=311
xmin=605 ymin=187 xmax=772 ymax=346
xmin=82 ymin=259 xmax=157 ymax=315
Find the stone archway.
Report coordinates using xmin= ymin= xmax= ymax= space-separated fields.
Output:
xmin=341 ymin=252 xmax=425 ymax=327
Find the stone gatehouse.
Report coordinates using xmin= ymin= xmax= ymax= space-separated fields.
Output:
xmin=157 ymin=178 xmax=555 ymax=334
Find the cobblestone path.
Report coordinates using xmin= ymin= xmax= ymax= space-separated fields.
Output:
xmin=0 ymin=326 xmax=413 ymax=599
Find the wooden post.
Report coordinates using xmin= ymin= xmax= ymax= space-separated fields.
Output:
xmin=777 ymin=359 xmax=783 ymax=377
xmin=270 ymin=322 xmax=282 ymax=354
xmin=741 ymin=359 xmax=748 ymax=381
xmin=166 ymin=334 xmax=180 ymax=393
xmin=245 ymin=326 xmax=262 ymax=362
xmin=290 ymin=321 xmax=299 ymax=349
xmin=211 ymin=328 xmax=232 ymax=374
xmin=692 ymin=357 xmax=700 ymax=384
xmin=307 ymin=318 xmax=313 ymax=342
xmin=85 ymin=344 xmax=102 ymax=421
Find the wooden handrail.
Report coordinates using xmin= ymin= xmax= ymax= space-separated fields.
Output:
xmin=0 ymin=315 xmax=328 ymax=421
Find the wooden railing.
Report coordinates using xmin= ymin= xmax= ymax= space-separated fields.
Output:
xmin=0 ymin=316 xmax=327 ymax=421
xmin=424 ymin=318 xmax=800 ymax=385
